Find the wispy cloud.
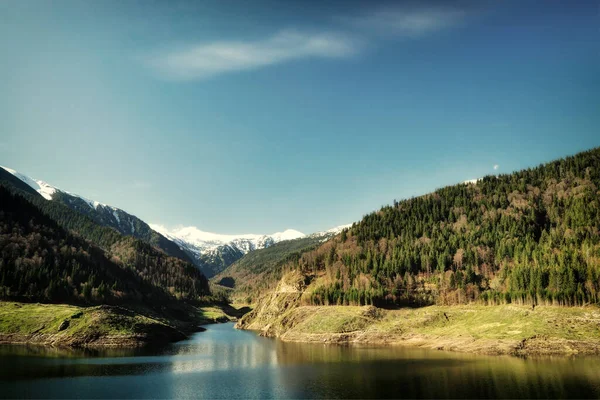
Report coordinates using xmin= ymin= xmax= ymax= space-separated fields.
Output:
xmin=146 ymin=4 xmax=470 ymax=81
xmin=493 ymin=164 xmax=499 ymax=170
xmin=339 ymin=5 xmax=466 ymax=38
xmin=147 ymin=30 xmax=361 ymax=80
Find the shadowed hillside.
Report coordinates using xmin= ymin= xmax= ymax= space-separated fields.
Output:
xmin=0 ymin=185 xmax=209 ymax=306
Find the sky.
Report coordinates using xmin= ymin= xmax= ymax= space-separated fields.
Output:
xmin=0 ymin=0 xmax=598 ymax=234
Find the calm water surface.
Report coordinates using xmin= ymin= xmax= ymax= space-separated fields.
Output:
xmin=1 ymin=322 xmax=599 ymax=399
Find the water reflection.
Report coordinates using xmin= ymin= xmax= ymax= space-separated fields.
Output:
xmin=1 ymin=323 xmax=600 ymax=399
xmin=273 ymin=341 xmax=600 ymax=398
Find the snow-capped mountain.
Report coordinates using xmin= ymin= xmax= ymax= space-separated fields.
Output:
xmin=150 ymin=224 xmax=350 ymax=277
xmin=309 ymin=223 xmax=352 ymax=239
xmin=0 ymin=166 xmax=192 ymax=263
xmin=150 ymin=225 xmax=305 ymax=254
xmin=149 ymin=224 xmax=307 ymax=277
xmin=1 ymin=164 xmax=351 ymax=278
xmin=2 ymin=166 xmax=127 ymax=224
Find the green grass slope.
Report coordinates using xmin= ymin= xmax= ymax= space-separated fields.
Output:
xmin=0 ymin=302 xmax=186 ymax=347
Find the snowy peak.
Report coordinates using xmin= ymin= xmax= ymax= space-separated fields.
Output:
xmin=310 ymin=224 xmax=352 ymax=237
xmin=1 ymin=164 xmax=350 ymax=279
xmin=1 ymin=166 xmax=58 ymax=200
xmin=1 ymin=166 xmax=134 ymax=233
xmin=149 ymin=222 xmax=351 ymax=278
xmin=270 ymin=229 xmax=305 ymax=242
xmin=148 ymin=224 xmax=309 ymax=278
xmin=0 ymin=166 xmax=115 ymax=211
xmin=149 ymin=224 xmax=305 ymax=254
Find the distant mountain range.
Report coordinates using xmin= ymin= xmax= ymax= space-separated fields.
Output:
xmin=0 ymin=165 xmax=350 ymax=278
xmin=150 ymin=224 xmax=351 ymax=278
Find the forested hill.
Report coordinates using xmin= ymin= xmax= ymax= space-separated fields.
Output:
xmin=213 ymin=235 xmax=327 ymax=303
xmin=0 ymin=167 xmax=193 ymax=264
xmin=0 ymin=185 xmax=210 ymax=305
xmin=292 ymin=147 xmax=600 ymax=307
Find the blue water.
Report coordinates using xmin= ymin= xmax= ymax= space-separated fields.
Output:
xmin=1 ymin=323 xmax=600 ymax=399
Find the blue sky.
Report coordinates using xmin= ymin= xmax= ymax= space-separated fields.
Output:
xmin=1 ymin=0 xmax=598 ymax=234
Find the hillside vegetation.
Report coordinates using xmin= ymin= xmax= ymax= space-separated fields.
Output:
xmin=287 ymin=148 xmax=600 ymax=307
xmin=0 ymin=302 xmax=186 ymax=347
xmin=0 ymin=185 xmax=209 ymax=307
xmin=0 ymin=167 xmax=194 ymax=264
xmin=213 ymin=235 xmax=326 ymax=303
xmin=240 ymin=302 xmax=600 ymax=356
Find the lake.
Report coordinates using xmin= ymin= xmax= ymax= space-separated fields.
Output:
xmin=1 ymin=322 xmax=599 ymax=399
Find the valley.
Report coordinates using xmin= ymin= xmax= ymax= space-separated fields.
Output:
xmin=1 ymin=148 xmax=600 ymax=355
xmin=2 ymin=2 xmax=597 ymax=397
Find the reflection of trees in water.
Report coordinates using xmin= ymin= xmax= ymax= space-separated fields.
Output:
xmin=0 ymin=344 xmax=150 ymax=359
xmin=273 ymin=341 xmax=600 ymax=398
xmin=2 ymin=330 xmax=600 ymax=399
xmin=0 ymin=344 xmax=174 ymax=381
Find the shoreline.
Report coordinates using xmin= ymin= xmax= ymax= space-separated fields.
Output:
xmin=264 ymin=330 xmax=600 ymax=357
xmin=237 ymin=303 xmax=600 ymax=357
xmin=0 ymin=301 xmax=240 ymax=349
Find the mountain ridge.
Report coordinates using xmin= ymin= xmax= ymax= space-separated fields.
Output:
xmin=151 ymin=223 xmax=351 ymax=277
xmin=1 ymin=165 xmax=351 ymax=278
xmin=0 ymin=166 xmax=193 ymax=263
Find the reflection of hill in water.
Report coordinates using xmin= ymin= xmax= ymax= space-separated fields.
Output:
xmin=2 ymin=325 xmax=600 ymax=399
xmin=273 ymin=341 xmax=600 ymax=399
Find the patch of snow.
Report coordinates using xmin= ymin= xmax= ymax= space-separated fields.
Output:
xmin=113 ymin=210 xmax=121 ymax=224
xmin=1 ymin=166 xmax=57 ymax=200
xmin=130 ymin=220 xmax=135 ymax=234
xmin=325 ymin=224 xmax=352 ymax=235
xmin=463 ymin=178 xmax=481 ymax=185
xmin=310 ymin=223 xmax=352 ymax=238
xmin=270 ymin=229 xmax=305 ymax=242
xmin=64 ymin=190 xmax=96 ymax=208
xmin=2 ymin=166 xmax=137 ymax=231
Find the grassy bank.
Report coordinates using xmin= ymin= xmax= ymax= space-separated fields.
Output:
xmin=0 ymin=302 xmax=188 ymax=347
xmin=238 ymin=303 xmax=600 ymax=356
xmin=0 ymin=301 xmax=249 ymax=348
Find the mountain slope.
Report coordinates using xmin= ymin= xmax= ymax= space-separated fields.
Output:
xmin=0 ymin=166 xmax=192 ymax=263
xmin=241 ymin=147 xmax=600 ymax=316
xmin=213 ymin=229 xmax=350 ymax=302
xmin=0 ymin=185 xmax=209 ymax=305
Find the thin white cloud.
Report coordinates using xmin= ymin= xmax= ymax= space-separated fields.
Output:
xmin=340 ymin=5 xmax=466 ymax=37
xmin=493 ymin=164 xmax=499 ymax=170
xmin=147 ymin=30 xmax=361 ymax=80
xmin=146 ymin=4 xmax=470 ymax=81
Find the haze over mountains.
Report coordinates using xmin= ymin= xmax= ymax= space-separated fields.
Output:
xmin=0 ymin=165 xmax=350 ymax=277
